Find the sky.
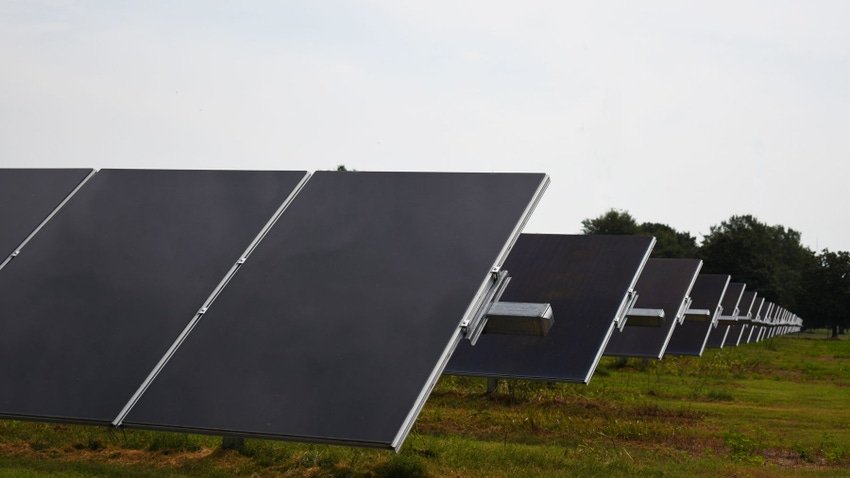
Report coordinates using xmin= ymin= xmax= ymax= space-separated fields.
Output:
xmin=2 ymin=1 xmax=848 ymax=252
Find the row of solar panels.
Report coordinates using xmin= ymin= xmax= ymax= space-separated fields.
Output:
xmin=447 ymin=241 xmax=803 ymax=385
xmin=0 ymin=169 xmax=801 ymax=451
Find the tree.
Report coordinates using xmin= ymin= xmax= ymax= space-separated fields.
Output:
xmin=580 ymin=209 xmax=698 ymax=259
xmin=698 ymin=215 xmax=815 ymax=312
xmin=639 ymin=222 xmax=699 ymax=259
xmin=800 ymin=250 xmax=850 ymax=337
xmin=581 ymin=209 xmax=639 ymax=235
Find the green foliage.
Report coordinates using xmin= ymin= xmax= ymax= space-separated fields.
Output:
xmin=802 ymin=249 xmax=850 ymax=332
xmin=581 ymin=209 xmax=639 ymax=235
xmin=373 ymin=454 xmax=429 ymax=478
xmin=699 ymin=214 xmax=815 ymax=311
xmin=146 ymin=432 xmax=201 ymax=453
xmin=723 ymin=431 xmax=764 ymax=465
xmin=638 ymin=222 xmax=699 ymax=259
xmin=580 ymin=209 xmax=698 ymax=259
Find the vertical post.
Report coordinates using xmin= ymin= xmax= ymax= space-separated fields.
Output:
xmin=222 ymin=436 xmax=245 ymax=452
xmin=486 ymin=377 xmax=499 ymax=394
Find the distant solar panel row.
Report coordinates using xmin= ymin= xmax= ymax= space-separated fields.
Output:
xmin=603 ymin=258 xmax=702 ymax=359
xmin=445 ymin=234 xmax=654 ymax=383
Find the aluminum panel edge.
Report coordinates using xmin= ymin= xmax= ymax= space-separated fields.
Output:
xmin=0 ymin=169 xmax=97 ymax=271
xmin=391 ymin=174 xmax=550 ymax=451
xmin=583 ymin=236 xmax=656 ymax=382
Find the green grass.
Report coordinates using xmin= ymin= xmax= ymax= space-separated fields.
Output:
xmin=1 ymin=330 xmax=849 ymax=476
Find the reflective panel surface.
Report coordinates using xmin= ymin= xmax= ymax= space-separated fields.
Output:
xmin=122 ymin=171 xmax=548 ymax=449
xmin=0 ymin=169 xmax=308 ymax=424
xmin=604 ymin=258 xmax=702 ymax=359
xmin=445 ymin=234 xmax=654 ymax=384
xmin=665 ymin=274 xmax=730 ymax=356
xmin=0 ymin=169 xmax=92 ymax=262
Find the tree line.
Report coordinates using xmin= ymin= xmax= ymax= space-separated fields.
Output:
xmin=581 ymin=210 xmax=848 ymax=337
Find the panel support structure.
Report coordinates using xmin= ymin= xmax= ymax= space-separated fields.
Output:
xmin=624 ymin=308 xmax=665 ymax=327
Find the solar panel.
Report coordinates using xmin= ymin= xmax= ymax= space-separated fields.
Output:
xmin=604 ymin=258 xmax=702 ymax=359
xmin=664 ymin=274 xmax=730 ymax=356
xmin=705 ymin=282 xmax=746 ymax=348
xmin=120 ymin=171 xmax=549 ymax=450
xmin=744 ymin=297 xmax=765 ymax=343
xmin=725 ymin=291 xmax=757 ymax=347
xmin=0 ymin=169 xmax=93 ymax=267
xmin=0 ymin=169 xmax=309 ymax=425
xmin=444 ymin=234 xmax=654 ymax=384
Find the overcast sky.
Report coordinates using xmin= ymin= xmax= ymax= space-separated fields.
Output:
xmin=2 ymin=1 xmax=848 ymax=252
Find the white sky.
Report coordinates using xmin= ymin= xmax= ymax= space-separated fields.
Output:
xmin=2 ymin=1 xmax=848 ymax=252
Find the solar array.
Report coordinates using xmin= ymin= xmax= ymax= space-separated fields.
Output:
xmin=0 ymin=168 xmax=804 ymax=451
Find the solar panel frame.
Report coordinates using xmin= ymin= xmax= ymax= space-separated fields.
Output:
xmin=0 ymin=169 xmax=94 ymax=270
xmin=444 ymin=234 xmax=655 ymax=384
xmin=726 ymin=291 xmax=757 ymax=347
xmin=604 ymin=258 xmax=702 ymax=359
xmin=119 ymin=171 xmax=550 ymax=450
xmin=705 ymin=282 xmax=746 ymax=348
xmin=664 ymin=274 xmax=731 ymax=356
xmin=0 ymin=169 xmax=310 ymax=425
xmin=745 ymin=297 xmax=766 ymax=343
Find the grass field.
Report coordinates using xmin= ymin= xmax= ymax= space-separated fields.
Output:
xmin=1 ymin=329 xmax=848 ymax=476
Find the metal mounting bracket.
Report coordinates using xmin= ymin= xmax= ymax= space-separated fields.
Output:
xmin=683 ymin=308 xmax=712 ymax=322
xmin=463 ymin=269 xmax=555 ymax=345
xmin=483 ymin=302 xmax=554 ymax=337
xmin=624 ymin=308 xmax=665 ymax=327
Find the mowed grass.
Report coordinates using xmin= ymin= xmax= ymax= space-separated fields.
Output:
xmin=1 ymin=330 xmax=849 ymax=476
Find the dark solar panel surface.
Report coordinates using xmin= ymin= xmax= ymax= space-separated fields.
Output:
xmin=604 ymin=258 xmax=702 ymax=359
xmin=0 ymin=169 xmax=92 ymax=261
xmin=122 ymin=171 xmax=548 ymax=449
xmin=664 ymin=274 xmax=730 ymax=356
xmin=705 ymin=282 xmax=746 ymax=348
xmin=445 ymin=234 xmax=654 ymax=383
xmin=0 ymin=169 xmax=308 ymax=424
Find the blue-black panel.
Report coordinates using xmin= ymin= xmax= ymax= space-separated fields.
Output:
xmin=0 ymin=169 xmax=92 ymax=262
xmin=604 ymin=258 xmax=702 ymax=359
xmin=705 ymin=282 xmax=745 ymax=348
xmin=122 ymin=171 xmax=548 ymax=449
xmin=445 ymin=234 xmax=654 ymax=383
xmin=0 ymin=169 xmax=308 ymax=424
xmin=665 ymin=274 xmax=730 ymax=356
xmin=726 ymin=291 xmax=757 ymax=347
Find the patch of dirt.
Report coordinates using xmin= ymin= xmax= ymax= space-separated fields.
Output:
xmin=0 ymin=441 xmax=229 ymax=469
